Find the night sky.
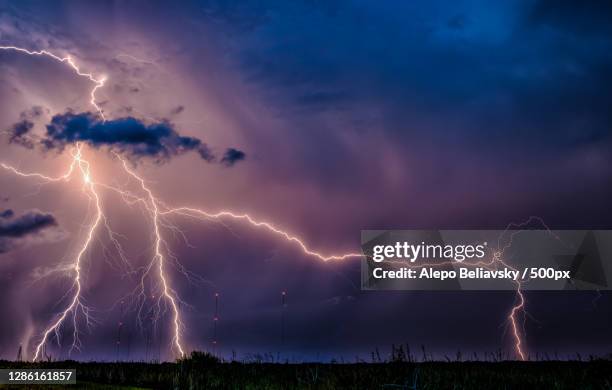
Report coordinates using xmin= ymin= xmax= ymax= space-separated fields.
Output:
xmin=0 ymin=0 xmax=611 ymax=361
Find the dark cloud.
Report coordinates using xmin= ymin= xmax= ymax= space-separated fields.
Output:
xmin=40 ymin=112 xmax=215 ymax=163
xmin=0 ymin=210 xmax=57 ymax=238
xmin=225 ymin=0 xmax=612 ymax=149
xmin=6 ymin=106 xmax=46 ymax=149
xmin=0 ymin=209 xmax=59 ymax=253
xmin=529 ymin=1 xmax=612 ymax=35
xmin=8 ymin=119 xmax=34 ymax=149
xmin=7 ymin=111 xmax=248 ymax=166
xmin=221 ymin=148 xmax=246 ymax=167
xmin=0 ymin=209 xmax=14 ymax=219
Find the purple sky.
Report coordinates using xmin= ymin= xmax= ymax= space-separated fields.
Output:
xmin=0 ymin=0 xmax=611 ymax=361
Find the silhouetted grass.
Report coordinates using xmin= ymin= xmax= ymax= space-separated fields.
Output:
xmin=1 ymin=351 xmax=611 ymax=389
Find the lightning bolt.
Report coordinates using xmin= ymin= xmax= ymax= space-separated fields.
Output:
xmin=0 ymin=46 xmax=106 ymax=119
xmin=0 ymin=45 xmax=535 ymax=361
xmin=379 ymin=216 xmax=562 ymax=361
xmin=160 ymin=208 xmax=363 ymax=261
xmin=32 ymin=144 xmax=102 ymax=361
xmin=382 ymin=252 xmax=528 ymax=361
xmin=115 ymin=155 xmax=185 ymax=357
xmin=496 ymin=216 xmax=560 ymax=361
xmin=0 ymin=144 xmax=101 ymax=360
xmin=1 ymin=145 xmax=360 ymax=360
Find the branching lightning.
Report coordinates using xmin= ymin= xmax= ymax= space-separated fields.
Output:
xmin=0 ymin=46 xmax=107 ymax=119
xmin=31 ymin=145 xmax=102 ymax=361
xmin=0 ymin=45 xmax=535 ymax=361
xmin=161 ymin=208 xmax=363 ymax=262
xmin=116 ymin=154 xmax=185 ymax=357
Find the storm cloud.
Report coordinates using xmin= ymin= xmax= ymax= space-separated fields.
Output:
xmin=0 ymin=0 xmax=610 ymax=361
xmin=0 ymin=209 xmax=60 ymax=253
xmin=40 ymin=112 xmax=214 ymax=163
xmin=7 ymin=111 xmax=247 ymax=166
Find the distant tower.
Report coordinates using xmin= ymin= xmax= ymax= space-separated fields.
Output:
xmin=212 ymin=292 xmax=219 ymax=357
xmin=144 ymin=312 xmax=152 ymax=362
xmin=115 ymin=300 xmax=124 ymax=361
xmin=16 ymin=344 xmax=22 ymax=362
xmin=126 ymin=327 xmax=131 ymax=361
xmin=157 ymin=334 xmax=162 ymax=363
xmin=281 ymin=291 xmax=287 ymax=347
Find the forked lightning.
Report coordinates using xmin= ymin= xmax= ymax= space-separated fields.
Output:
xmin=0 ymin=45 xmax=530 ymax=361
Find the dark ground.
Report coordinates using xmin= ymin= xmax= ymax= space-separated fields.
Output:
xmin=1 ymin=354 xmax=611 ymax=389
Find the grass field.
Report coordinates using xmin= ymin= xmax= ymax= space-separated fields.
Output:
xmin=1 ymin=352 xmax=611 ymax=389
